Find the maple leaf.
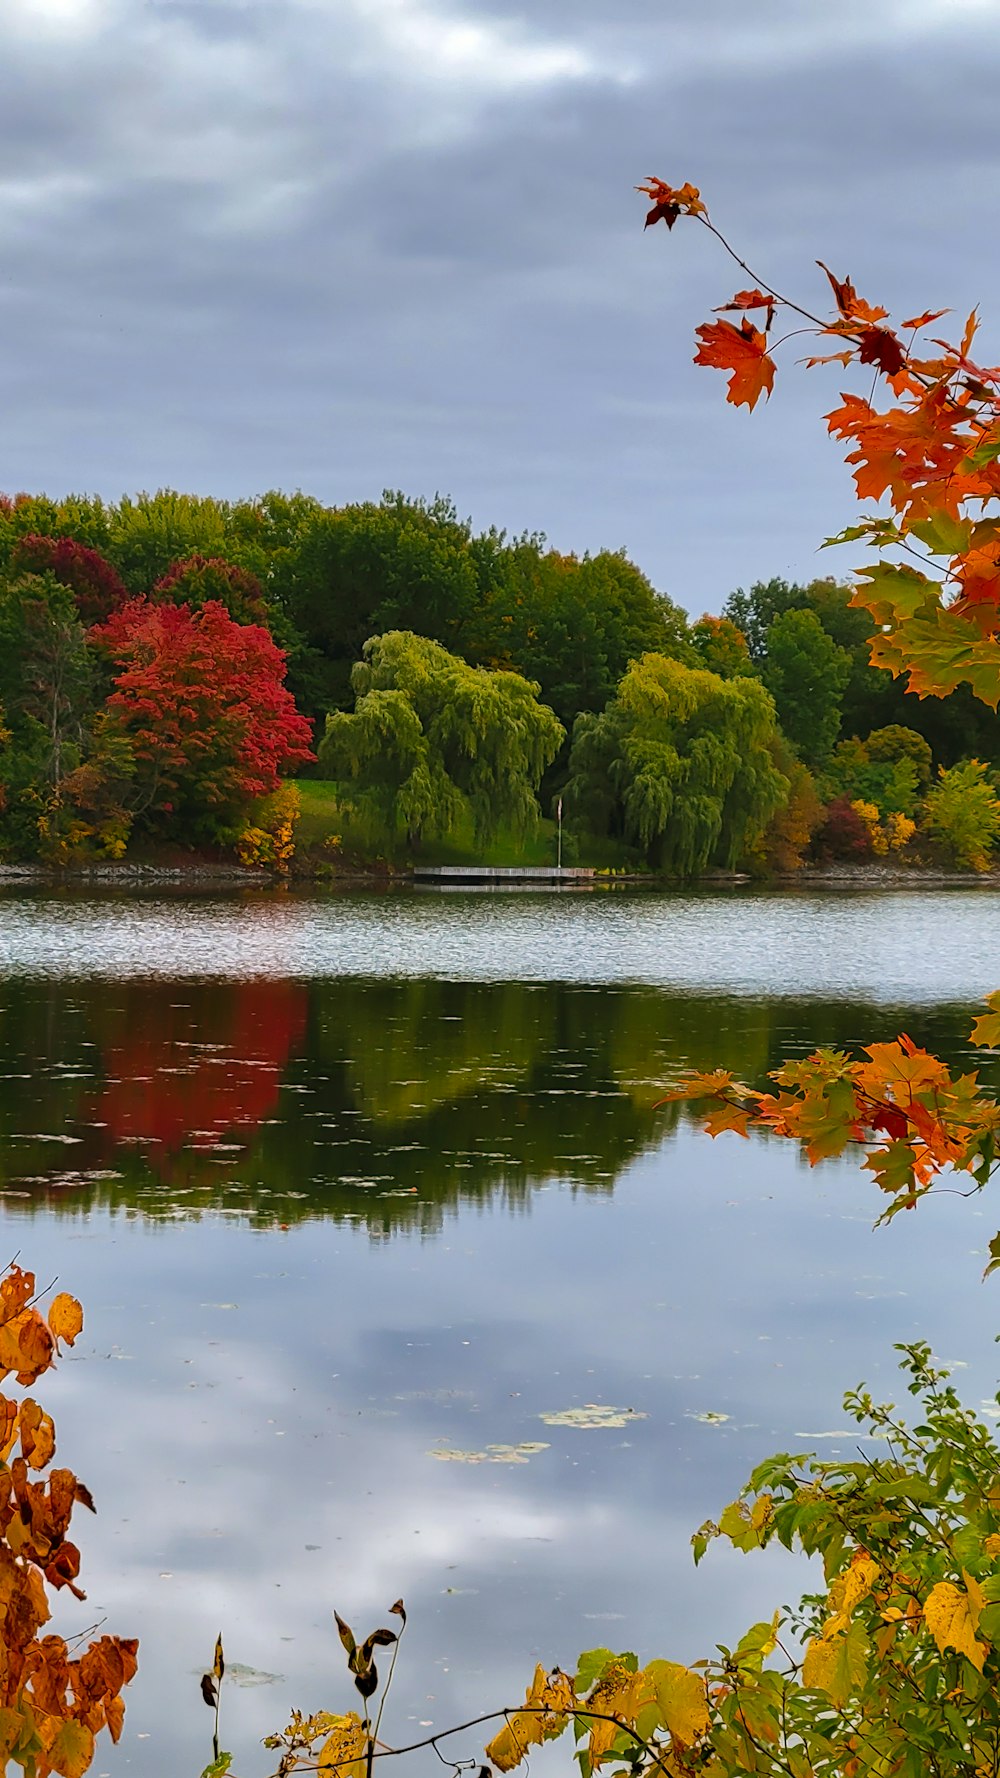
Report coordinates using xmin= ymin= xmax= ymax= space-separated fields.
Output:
xmin=702 ymin=1102 xmax=752 ymax=1139
xmin=694 ymin=319 xmax=776 ymax=411
xmin=816 ymin=262 xmax=888 ymax=324
xmin=868 ymin=1102 xmax=909 ymax=1141
xmin=636 ymin=178 xmax=705 ymax=230
xmin=970 ymin=992 xmax=1000 ymax=1049
xmin=857 ymin=326 xmax=907 ymax=378
xmin=901 ymin=308 xmax=950 ymax=330
xmin=660 ymin=1069 xmax=740 ymax=1103
xmin=803 ymin=350 xmax=855 ymax=369
xmin=863 ymin=1140 xmax=926 ymax=1207
xmin=715 ymin=289 xmax=775 ymax=329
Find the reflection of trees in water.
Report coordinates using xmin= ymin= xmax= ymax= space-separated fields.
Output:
xmin=0 ymin=977 xmax=984 ymax=1235
xmin=88 ymin=981 xmax=307 ymax=1178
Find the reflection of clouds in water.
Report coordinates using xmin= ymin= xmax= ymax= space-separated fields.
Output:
xmin=5 ymin=887 xmax=1000 ymax=1001
xmin=3 ymin=896 xmax=999 ymax=1772
xmin=22 ymin=1112 xmax=998 ymax=1775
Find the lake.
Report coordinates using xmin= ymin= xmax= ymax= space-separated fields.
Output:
xmin=0 ymin=883 xmax=998 ymax=1777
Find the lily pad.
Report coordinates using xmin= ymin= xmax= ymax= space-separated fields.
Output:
xmin=686 ymin=1410 xmax=730 ymax=1425
xmin=539 ymin=1405 xmax=647 ymax=1430
xmin=428 ymin=1442 xmax=550 ymax=1465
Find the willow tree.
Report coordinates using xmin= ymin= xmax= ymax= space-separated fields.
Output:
xmin=318 ymin=631 xmax=564 ymax=847
xmin=566 ymin=652 xmax=787 ymax=873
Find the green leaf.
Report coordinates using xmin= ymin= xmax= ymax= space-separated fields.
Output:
xmin=574 ymin=1649 xmax=617 ymax=1694
xmin=909 ymin=510 xmax=973 ymax=557
xmin=967 ymin=427 xmax=1000 ymax=469
xmin=733 ymin=1614 xmax=780 ymax=1672
xmin=200 ymin=1757 xmax=234 ymax=1778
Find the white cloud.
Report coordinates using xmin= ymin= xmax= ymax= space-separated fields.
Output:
xmin=328 ymin=0 xmax=608 ymax=89
xmin=8 ymin=0 xmax=111 ymax=35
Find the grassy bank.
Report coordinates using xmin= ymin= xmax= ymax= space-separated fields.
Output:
xmin=292 ymin=780 xmax=642 ymax=872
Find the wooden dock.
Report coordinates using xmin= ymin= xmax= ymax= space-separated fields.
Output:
xmin=411 ymin=865 xmax=596 ymax=883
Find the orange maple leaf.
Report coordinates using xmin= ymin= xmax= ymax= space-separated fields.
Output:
xmin=817 ymin=262 xmax=889 ymax=325
xmin=901 ymin=308 xmax=950 ymax=331
xmin=694 ymin=319 xmax=775 ymax=411
xmin=636 ymin=178 xmax=705 ymax=230
xmin=714 ymin=289 xmax=776 ymax=329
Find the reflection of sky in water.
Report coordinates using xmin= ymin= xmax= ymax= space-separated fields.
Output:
xmin=0 ymin=891 xmax=999 ymax=1776
xmin=2 ymin=883 xmax=999 ymax=999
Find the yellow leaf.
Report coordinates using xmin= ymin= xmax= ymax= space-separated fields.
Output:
xmin=646 ymin=1660 xmax=710 ymax=1746
xmin=18 ymin=1399 xmax=56 ymax=1471
xmin=819 ymin=1555 xmax=880 ymax=1637
xmin=970 ymin=991 xmax=1000 ymax=1049
xmin=924 ymin=1581 xmax=986 ymax=1672
xmin=43 ymin=1718 xmax=94 ymax=1778
xmin=0 ymin=1707 xmax=28 ymax=1761
xmin=47 ymin=1294 xmax=83 ymax=1348
xmin=317 ymin=1711 xmax=367 ymax=1778
xmin=802 ymin=1620 xmax=869 ymax=1706
xmin=984 ymin=1533 xmax=1000 ymax=1558
xmin=485 ymin=1667 xmax=575 ymax=1772
xmin=749 ymin=1495 xmax=773 ymax=1535
xmin=963 ymin=1569 xmax=986 ymax=1631
xmin=578 ymin=1659 xmax=650 ymax=1766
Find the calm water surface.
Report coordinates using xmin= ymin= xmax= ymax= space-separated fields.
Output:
xmin=0 ymin=885 xmax=999 ymax=1776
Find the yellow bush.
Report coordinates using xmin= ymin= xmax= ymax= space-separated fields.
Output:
xmin=850 ymin=799 xmax=914 ymax=858
xmin=236 ymin=783 xmax=300 ymax=872
xmin=884 ymin=810 xmax=915 ymax=852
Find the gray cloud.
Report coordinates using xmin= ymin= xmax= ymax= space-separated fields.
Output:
xmin=3 ymin=0 xmax=1000 ymax=612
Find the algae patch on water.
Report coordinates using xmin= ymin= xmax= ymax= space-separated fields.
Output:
xmin=539 ymin=1404 xmax=647 ymax=1430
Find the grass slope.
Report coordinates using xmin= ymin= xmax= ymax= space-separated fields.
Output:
xmin=292 ymin=781 xmax=639 ymax=870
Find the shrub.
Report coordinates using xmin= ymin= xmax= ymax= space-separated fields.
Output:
xmin=922 ymin=759 xmax=1000 ymax=872
xmin=813 ymin=794 xmax=872 ymax=860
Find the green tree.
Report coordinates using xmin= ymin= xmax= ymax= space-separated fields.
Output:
xmin=824 ymin=736 xmax=921 ymax=818
xmin=763 ymin=606 xmax=851 ymax=767
xmin=725 ymin=575 xmax=1000 ymax=765
xmin=866 ymin=722 xmax=932 ymax=787
xmin=0 ymin=573 xmax=92 ymax=793
xmin=105 ymin=490 xmax=232 ymax=593
xmin=922 ymin=759 xmax=1000 ymax=871
xmin=318 ymin=631 xmax=564 ymax=848
xmin=283 ymin=494 xmax=480 ymax=719
xmin=469 ymin=541 xmax=693 ymax=730
xmin=566 ymin=653 xmax=787 ymax=873
xmin=690 ymin=613 xmax=754 ymax=678
xmin=0 ymin=492 xmax=111 ymax=570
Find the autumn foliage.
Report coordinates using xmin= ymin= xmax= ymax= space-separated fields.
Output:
xmin=640 ymin=178 xmax=1000 ymax=707
xmin=9 ymin=537 xmax=127 ymax=628
xmin=628 ymin=177 xmax=1000 ymax=1234
xmin=0 ymin=1265 xmax=135 ymax=1777
xmin=92 ymin=597 xmax=314 ymax=826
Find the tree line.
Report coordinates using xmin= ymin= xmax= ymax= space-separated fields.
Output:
xmin=0 ymin=486 xmax=997 ymax=871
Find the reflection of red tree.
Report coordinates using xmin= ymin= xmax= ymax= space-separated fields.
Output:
xmin=91 ymin=981 xmax=307 ymax=1179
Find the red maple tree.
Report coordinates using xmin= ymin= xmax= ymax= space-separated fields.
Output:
xmin=91 ymin=597 xmax=314 ymax=829
xmin=10 ymin=535 xmax=127 ymax=626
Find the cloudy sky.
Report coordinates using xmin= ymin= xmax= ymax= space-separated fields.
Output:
xmin=4 ymin=0 xmax=1000 ymax=615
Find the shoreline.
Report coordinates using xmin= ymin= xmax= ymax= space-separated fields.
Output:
xmin=1 ymin=860 xmax=999 ymax=890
